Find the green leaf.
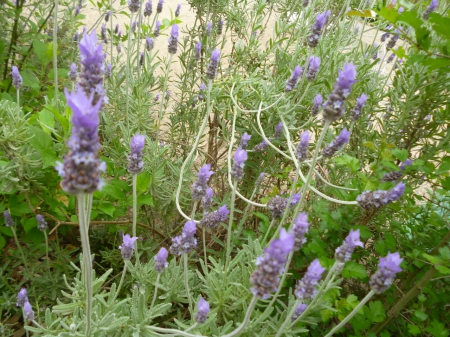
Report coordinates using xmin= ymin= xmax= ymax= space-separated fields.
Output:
xmin=377 ymin=7 xmax=399 ymax=23
xmin=48 ymin=68 xmax=69 ymax=79
xmin=439 ymin=246 xmax=450 ymax=260
xmin=28 ymin=127 xmax=53 ymax=151
xmin=162 ymin=19 xmax=171 ymax=28
xmin=98 ymin=202 xmax=115 ymax=216
xmin=366 ymin=301 xmax=385 ymax=323
xmin=0 ymin=235 xmax=6 ymax=250
xmin=414 ymin=310 xmax=428 ymax=321
xmin=408 ymin=324 xmax=421 ymax=336
xmin=435 ymin=157 xmax=450 ymax=175
xmin=391 ymin=148 xmax=408 ymax=161
xmin=99 ymin=184 xmax=123 ymax=200
xmin=435 ymin=265 xmax=450 ymax=275
xmin=41 ymin=149 xmax=58 ymax=169
xmin=342 ymin=262 xmax=367 ymax=279
xmin=33 ymin=39 xmax=52 ymax=66
xmin=423 ymin=253 xmax=441 ymax=265
xmin=21 ymin=217 xmax=36 ymax=234
xmin=429 ymin=13 xmax=450 ymax=39
xmin=20 ymin=68 xmax=40 ymax=91
xmin=426 ymin=320 xmax=449 ymax=337
xmin=137 ymin=195 xmax=154 ymax=206
xmin=321 ymin=308 xmax=334 ymax=322
xmin=335 ymin=155 xmax=360 ymax=173
xmin=38 ymin=109 xmax=55 ymax=134
xmin=43 ymin=104 xmax=69 ymax=133
xmin=346 ymin=9 xmax=376 ymax=18
xmin=137 ymin=172 xmax=151 ymax=193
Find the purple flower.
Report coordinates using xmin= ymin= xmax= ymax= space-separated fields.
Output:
xmin=115 ymin=24 xmax=119 ymax=34
xmin=370 ymin=252 xmax=403 ymax=293
xmin=192 ymin=164 xmax=214 ymax=201
xmin=250 ymin=229 xmax=295 ymax=299
xmin=56 ymin=88 xmax=105 ymax=194
xmin=290 ymin=193 xmax=301 ymax=207
xmin=198 ymin=83 xmax=206 ymax=100
xmin=267 ymin=196 xmax=288 ymax=219
xmin=256 ymin=172 xmax=265 ymax=186
xmin=398 ymin=6 xmax=404 ymax=13
xmin=168 ymin=24 xmax=179 ymax=54
xmin=16 ymin=288 xmax=28 ymax=307
xmin=202 ymin=187 xmax=214 ymax=210
xmin=175 ymin=4 xmax=181 ymax=17
xmin=296 ymin=131 xmax=310 ymax=162
xmin=146 ymin=37 xmax=155 ymax=51
xmin=322 ymin=128 xmax=350 ymax=157
xmin=382 ymin=161 xmax=411 ymax=182
xmin=307 ymin=11 xmax=329 ymax=47
xmin=23 ymin=301 xmax=34 ymax=321
xmin=423 ymin=0 xmax=438 ymax=19
xmin=293 ymin=212 xmax=309 ymax=251
xmin=240 ymin=132 xmax=251 ymax=149
xmin=154 ymin=21 xmax=161 ymax=37
xmin=285 ymin=66 xmax=303 ymax=92
xmin=144 ymin=0 xmax=152 ymax=16
xmin=199 ymin=205 xmax=229 ymax=229
xmin=206 ymin=22 xmax=213 ymax=36
xmin=254 ymin=139 xmax=269 ymax=152
xmin=387 ymin=182 xmax=405 ymax=202
xmin=156 ymin=0 xmax=163 ymax=13
xmin=335 ymin=229 xmax=363 ymax=263
xmin=206 ymin=49 xmax=220 ymax=80
xmin=195 ymin=297 xmax=210 ymax=323
xmin=128 ymin=133 xmax=145 ymax=174
xmin=139 ymin=52 xmax=145 ymax=67
xmin=105 ymin=10 xmax=110 ymax=22
xmin=104 ymin=63 xmax=112 ymax=79
xmin=36 ymin=214 xmax=48 ymax=231
xmin=118 ymin=30 xmax=123 ymax=39
xmin=217 ymin=19 xmax=224 ymax=35
xmin=302 ymin=0 xmax=309 ymax=7
xmin=128 ymin=0 xmax=140 ymax=13
xmin=101 ymin=23 xmax=107 ymax=41
xmin=307 ymin=56 xmax=320 ymax=81
xmin=195 ymin=41 xmax=202 ymax=60
xmin=387 ymin=53 xmax=396 ymax=63
xmin=131 ymin=20 xmax=137 ymax=32
xmin=3 ymin=211 xmax=13 ymax=227
xmin=119 ymin=234 xmax=138 ymax=259
xmin=387 ymin=30 xmax=400 ymax=49
xmin=357 ymin=182 xmax=405 ymax=210
xmin=294 ymin=259 xmax=326 ymax=300
xmin=117 ymin=44 xmax=122 ymax=54
xmin=68 ymin=63 xmax=78 ymax=82
xmin=74 ymin=6 xmax=81 ymax=16
xmin=231 ymin=148 xmax=247 ymax=181
xmin=312 ymin=94 xmax=323 ymax=117
xmin=74 ymin=31 xmax=79 ymax=42
xmin=351 ymin=93 xmax=368 ymax=121
xmin=292 ymin=303 xmax=307 ymax=320
xmin=11 ymin=66 xmax=23 ymax=89
xmin=154 ymin=247 xmax=169 ymax=273
xmin=323 ymin=63 xmax=357 ymax=122
xmin=399 ymin=159 xmax=413 ymax=171
xmin=169 ymin=220 xmax=197 ymax=255
xmin=274 ymin=122 xmax=284 ymax=139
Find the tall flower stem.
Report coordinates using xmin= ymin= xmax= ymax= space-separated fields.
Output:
xmin=22 ymin=308 xmax=29 ymax=337
xmin=113 ymin=262 xmax=128 ymax=302
xmin=125 ymin=12 xmax=134 ymax=133
xmin=110 ymin=0 xmax=113 ymax=62
xmin=44 ymin=230 xmax=50 ymax=269
xmin=221 ymin=296 xmax=258 ymax=337
xmin=132 ymin=174 xmax=138 ymax=236
xmin=225 ymin=181 xmax=237 ymax=271
xmin=324 ymin=290 xmax=375 ymax=337
xmin=202 ymin=227 xmax=208 ymax=271
xmin=183 ymin=253 xmax=193 ymax=314
xmin=149 ymin=273 xmax=161 ymax=312
xmin=155 ymin=53 xmax=173 ymax=142
xmin=53 ymin=0 xmax=59 ymax=110
xmin=11 ymin=226 xmax=27 ymax=269
xmin=275 ymin=299 xmax=301 ymax=337
xmin=262 ymin=219 xmax=277 ymax=245
xmin=16 ymin=90 xmax=20 ymax=109
xmin=77 ymin=194 xmax=93 ymax=337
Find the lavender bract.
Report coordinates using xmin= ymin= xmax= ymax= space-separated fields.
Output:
xmin=154 ymin=21 xmax=161 ymax=37
xmin=16 ymin=288 xmax=28 ymax=307
xmin=175 ymin=4 xmax=181 ymax=17
xmin=206 ymin=49 xmax=220 ymax=80
xmin=195 ymin=297 xmax=210 ymax=324
xmin=192 ymin=164 xmax=214 ymax=201
xmin=335 ymin=229 xmax=363 ymax=263
xmin=69 ymin=63 xmax=78 ymax=81
xmin=292 ymin=212 xmax=309 ymax=251
xmin=199 ymin=205 xmax=229 ymax=229
xmin=169 ymin=220 xmax=198 ymax=256
xmin=307 ymin=56 xmax=320 ymax=82
xmin=119 ymin=234 xmax=138 ymax=260
xmin=36 ymin=214 xmax=48 ymax=231
xmin=370 ymin=252 xmax=403 ymax=293
xmin=312 ymin=94 xmax=323 ymax=117
xmin=128 ymin=133 xmax=145 ymax=174
xmin=231 ymin=148 xmax=247 ymax=181
xmin=168 ymin=24 xmax=179 ymax=54
xmin=4 ymin=210 xmax=14 ymax=227
xmin=202 ymin=187 xmax=214 ymax=210
xmin=350 ymin=93 xmax=368 ymax=121
xmin=23 ymin=301 xmax=35 ymax=321
xmin=307 ymin=11 xmax=330 ymax=48
xmin=322 ymin=128 xmax=350 ymax=158
xmin=294 ymin=259 xmax=326 ymax=300
xmin=250 ymin=229 xmax=295 ymax=299
xmin=156 ymin=0 xmax=163 ymax=13
xmin=144 ymin=0 xmax=152 ymax=16
xmin=240 ymin=132 xmax=251 ymax=149
xmin=154 ymin=247 xmax=169 ymax=273
xmin=285 ymin=66 xmax=302 ymax=92
xmin=254 ymin=140 xmax=269 ymax=152
xmin=296 ymin=131 xmax=310 ymax=162
xmin=11 ymin=66 xmax=23 ymax=89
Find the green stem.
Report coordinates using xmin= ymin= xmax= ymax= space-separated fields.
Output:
xmin=146 ymin=325 xmax=206 ymax=337
xmin=275 ymin=299 xmax=300 ymax=337
xmin=156 ymin=53 xmax=173 ymax=142
xmin=262 ymin=218 xmax=277 ymax=245
xmin=225 ymin=181 xmax=237 ymax=271
xmin=113 ymin=262 xmax=128 ymax=302
xmin=325 ymin=291 xmax=375 ymax=337
xmin=16 ymin=89 xmax=20 ymax=109
xmin=77 ymin=194 xmax=93 ymax=337
xmin=132 ymin=174 xmax=138 ymax=238
xmin=53 ymin=0 xmax=58 ymax=110
xmin=202 ymin=226 xmax=208 ymax=271
xmin=125 ymin=12 xmax=134 ymax=133
xmin=183 ymin=253 xmax=193 ymax=314
xmin=221 ymin=296 xmax=258 ymax=337
xmin=149 ymin=273 xmax=161 ymax=313
xmin=22 ymin=308 xmax=29 ymax=337
xmin=44 ymin=231 xmax=50 ymax=270
xmin=11 ymin=226 xmax=27 ymax=269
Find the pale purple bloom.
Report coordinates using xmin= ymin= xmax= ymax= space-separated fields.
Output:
xmin=69 ymin=63 xmax=78 ymax=81
xmin=351 ymin=93 xmax=368 ymax=120
xmin=206 ymin=22 xmax=213 ymax=36
xmin=312 ymin=94 xmax=323 ymax=117
xmin=169 ymin=220 xmax=197 ymax=256
xmin=290 ymin=193 xmax=301 ymax=207
xmin=16 ymin=288 xmax=28 ymax=307
xmin=275 ymin=122 xmax=284 ymax=139
xmin=231 ymin=148 xmax=247 ymax=181
xmin=23 ymin=301 xmax=34 ymax=321
xmin=202 ymin=187 xmax=214 ymax=210
xmin=117 ymin=44 xmax=122 ymax=54
xmin=256 ymin=172 xmax=265 ymax=186
xmin=36 ymin=214 xmax=48 ymax=231
xmin=398 ymin=6 xmax=404 ymax=13
xmin=307 ymin=56 xmax=320 ymax=81
xmin=267 ymin=196 xmax=288 ymax=219
xmin=423 ymin=0 xmax=438 ymax=19
xmin=144 ymin=0 xmax=152 ymax=16
xmin=146 ymin=37 xmax=155 ymax=51
xmin=292 ymin=303 xmax=307 ymax=320
xmin=105 ymin=10 xmax=110 ymax=22
xmin=240 ymin=132 xmax=251 ymax=149
xmin=387 ymin=31 xmax=400 ymax=49
xmin=118 ymin=30 xmax=123 ymax=39
xmin=3 ymin=211 xmax=13 ymax=227
xmin=131 ymin=20 xmax=137 ymax=32
xmin=357 ymin=182 xmax=406 ymax=210
xmin=154 ymin=21 xmax=161 ymax=37
xmin=323 ymin=63 xmax=357 ymax=122
xmin=74 ymin=6 xmax=81 ymax=16
xmin=387 ymin=182 xmax=405 ymax=202
xmin=192 ymin=164 xmax=214 ymax=201
xmin=206 ymin=49 xmax=220 ymax=80
xmin=217 ymin=19 xmax=223 ymax=35
xmin=307 ymin=11 xmax=329 ymax=47
xmin=104 ymin=63 xmax=112 ymax=79
xmin=296 ymin=131 xmax=310 ymax=161
xmin=285 ymin=66 xmax=303 ymax=92
xmin=168 ymin=24 xmax=179 ymax=54
xmin=154 ymin=247 xmax=169 ymax=273
xmin=119 ymin=234 xmax=138 ymax=259
xmin=156 ymin=0 xmax=163 ymax=13
xmin=195 ymin=297 xmax=210 ymax=323
xmin=322 ymin=128 xmax=350 ymax=157
xmin=199 ymin=205 xmax=229 ymax=229
xmin=195 ymin=41 xmax=202 ymax=60
xmin=115 ymin=24 xmax=119 ymax=34
xmin=175 ymin=4 xmax=181 ymax=17
xmin=251 ymin=229 xmax=295 ymax=299
xmin=370 ymin=252 xmax=403 ymax=293
xmin=101 ymin=23 xmax=107 ymax=41
xmin=292 ymin=212 xmax=309 ymax=251
xmin=128 ymin=0 xmax=140 ymax=13
xmin=254 ymin=139 xmax=269 ymax=152
xmin=295 ymin=259 xmax=326 ymax=300
xmin=335 ymin=229 xmax=363 ymax=263
xmin=128 ymin=134 xmax=145 ymax=174
xmin=11 ymin=66 xmax=23 ymax=89
xmin=399 ymin=159 xmax=413 ymax=170
xmin=154 ymin=94 xmax=160 ymax=102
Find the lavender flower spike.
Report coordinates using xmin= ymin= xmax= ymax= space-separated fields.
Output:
xmin=16 ymin=288 xmax=28 ymax=307
xmin=387 ymin=182 xmax=405 ymax=202
xmin=322 ymin=128 xmax=350 ymax=158
xmin=217 ymin=19 xmax=224 ymax=35
xmin=56 ymin=88 xmax=105 ymax=194
xmin=128 ymin=133 xmax=145 ymax=174
xmin=199 ymin=205 xmax=229 ymax=229
xmin=370 ymin=252 xmax=403 ymax=293
xmin=169 ymin=220 xmax=198 ymax=256
xmin=195 ymin=297 xmax=210 ymax=324
xmin=23 ymin=301 xmax=35 ymax=321
xmin=69 ymin=63 xmax=78 ymax=81
xmin=423 ymin=0 xmax=438 ymax=19
xmin=198 ymin=83 xmax=206 ymax=100
xmin=192 ymin=163 xmax=214 ymax=201
xmin=307 ymin=11 xmax=329 ymax=47
xmin=285 ymin=66 xmax=302 ymax=92
xmin=323 ymin=63 xmax=357 ymax=122
xmin=4 ymin=211 xmax=14 ymax=227
xmin=144 ymin=0 xmax=152 ymax=16
xmin=350 ymin=93 xmax=368 ymax=121
xmin=202 ymin=187 xmax=214 ymax=210
xmin=206 ymin=22 xmax=213 ymax=36
xmin=119 ymin=234 xmax=138 ymax=259
xmin=128 ymin=0 xmax=140 ymax=13
xmin=274 ymin=122 xmax=284 ymax=139
xmin=105 ymin=10 xmax=110 ymax=22
xmin=250 ymin=229 xmax=295 ymax=299
xmin=356 ymin=183 xmax=405 ymax=210
xmin=294 ymin=259 xmax=326 ymax=300
xmin=335 ymin=229 xmax=363 ymax=263
xmin=293 ymin=212 xmax=310 ymax=251
xmin=154 ymin=21 xmax=161 ymax=37
xmin=231 ymin=148 xmax=247 ymax=181
xmin=254 ymin=139 xmax=269 ymax=152
xmin=156 ymin=0 xmax=163 ymax=13
xmin=292 ymin=303 xmax=307 ymax=320
xmin=399 ymin=159 xmax=413 ymax=171
xmin=195 ymin=41 xmax=202 ymax=60
xmin=115 ymin=24 xmax=119 ymax=34
xmin=11 ymin=66 xmax=23 ymax=89
xmin=104 ymin=64 xmax=112 ymax=79
xmin=296 ymin=131 xmax=310 ymax=162
xmin=307 ymin=56 xmax=321 ymax=81
xmin=312 ymin=94 xmax=323 ymax=117
xmin=154 ymin=247 xmax=169 ymax=273
xmin=36 ymin=214 xmax=48 ymax=231
xmin=146 ymin=37 xmax=155 ymax=51
xmin=206 ymin=49 xmax=220 ymax=80
xmin=168 ymin=24 xmax=179 ymax=54
xmin=240 ymin=132 xmax=251 ymax=149
xmin=175 ymin=4 xmax=181 ymax=17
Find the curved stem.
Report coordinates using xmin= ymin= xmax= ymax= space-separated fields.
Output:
xmin=53 ymin=0 xmax=59 ymax=110
xmin=221 ymin=296 xmax=258 ymax=337
xmin=324 ymin=290 xmax=375 ymax=337
xmin=225 ymin=181 xmax=237 ymax=271
xmin=156 ymin=53 xmax=173 ymax=142
xmin=149 ymin=273 xmax=161 ymax=313
xmin=183 ymin=253 xmax=193 ymax=314
xmin=113 ymin=262 xmax=128 ymax=302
